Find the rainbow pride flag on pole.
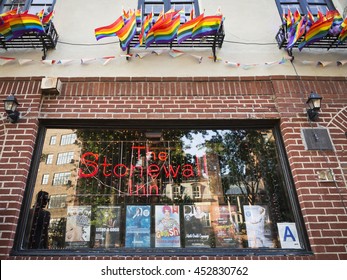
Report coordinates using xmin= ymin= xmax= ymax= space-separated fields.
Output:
xmin=3 ymin=13 xmax=45 ymax=39
xmin=154 ymin=14 xmax=180 ymax=44
xmin=191 ymin=15 xmax=223 ymax=40
xmin=145 ymin=15 xmax=172 ymax=47
xmin=42 ymin=10 xmax=55 ymax=25
xmin=95 ymin=16 xmax=124 ymax=41
xmin=298 ymin=17 xmax=333 ymax=50
xmin=338 ymin=18 xmax=347 ymax=43
xmin=0 ymin=20 xmax=13 ymax=41
xmin=116 ymin=14 xmax=136 ymax=51
xmin=177 ymin=13 xmax=204 ymax=44
xmin=139 ymin=12 xmax=152 ymax=45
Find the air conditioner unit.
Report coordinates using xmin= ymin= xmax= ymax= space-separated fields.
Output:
xmin=41 ymin=77 xmax=62 ymax=95
xmin=60 ymin=202 xmax=66 ymax=208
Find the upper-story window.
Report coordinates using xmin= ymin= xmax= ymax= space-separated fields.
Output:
xmin=138 ymin=0 xmax=200 ymax=20
xmin=0 ymin=0 xmax=56 ymax=14
xmin=60 ymin=133 xmax=77 ymax=146
xmin=275 ymin=0 xmax=335 ymax=17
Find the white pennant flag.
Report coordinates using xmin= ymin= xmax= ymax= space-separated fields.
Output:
xmin=169 ymin=49 xmax=184 ymax=58
xmin=225 ymin=61 xmax=240 ymax=67
xmin=242 ymin=64 xmax=258 ymax=70
xmin=152 ymin=50 xmax=166 ymax=56
xmin=136 ymin=52 xmax=151 ymax=59
xmin=81 ymin=58 xmax=96 ymax=64
xmin=317 ymin=61 xmax=332 ymax=67
xmin=58 ymin=59 xmax=74 ymax=65
xmin=301 ymin=60 xmax=315 ymax=65
xmin=102 ymin=58 xmax=113 ymax=65
xmin=337 ymin=60 xmax=347 ymax=66
xmin=18 ymin=59 xmax=34 ymax=65
xmin=42 ymin=60 xmax=56 ymax=65
xmin=189 ymin=54 xmax=203 ymax=63
xmin=0 ymin=57 xmax=15 ymax=66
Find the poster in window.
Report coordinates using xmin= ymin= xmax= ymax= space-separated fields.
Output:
xmin=155 ymin=205 xmax=180 ymax=248
xmin=184 ymin=203 xmax=212 ymax=247
xmin=243 ymin=205 xmax=274 ymax=248
xmin=65 ymin=206 xmax=91 ymax=248
xmin=94 ymin=206 xmax=121 ymax=248
xmin=211 ymin=204 xmax=241 ymax=247
xmin=125 ymin=205 xmax=151 ymax=248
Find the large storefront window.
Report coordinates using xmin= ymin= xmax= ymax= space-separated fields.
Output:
xmin=16 ymin=123 xmax=309 ymax=255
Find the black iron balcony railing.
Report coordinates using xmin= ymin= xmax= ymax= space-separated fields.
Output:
xmin=0 ymin=22 xmax=59 ymax=60
xmin=276 ymin=23 xmax=347 ymax=60
xmin=125 ymin=22 xmax=225 ymax=61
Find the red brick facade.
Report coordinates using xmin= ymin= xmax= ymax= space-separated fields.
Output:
xmin=0 ymin=76 xmax=346 ymax=260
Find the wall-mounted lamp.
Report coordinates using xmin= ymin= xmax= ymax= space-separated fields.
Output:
xmin=3 ymin=94 xmax=20 ymax=123
xmin=306 ymin=92 xmax=322 ymax=121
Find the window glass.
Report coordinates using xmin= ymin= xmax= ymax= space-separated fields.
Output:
xmin=1 ymin=0 xmax=26 ymax=12
xmin=0 ymin=0 xmax=55 ymax=13
xmin=21 ymin=127 xmax=306 ymax=252
xmin=276 ymin=0 xmax=334 ymax=16
xmin=49 ymin=136 xmax=57 ymax=145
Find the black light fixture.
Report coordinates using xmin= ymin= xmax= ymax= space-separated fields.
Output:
xmin=3 ymin=93 xmax=20 ymax=123
xmin=306 ymin=92 xmax=322 ymax=121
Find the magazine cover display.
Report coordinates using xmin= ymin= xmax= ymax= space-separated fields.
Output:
xmin=212 ymin=205 xmax=241 ymax=247
xmin=65 ymin=206 xmax=91 ymax=248
xmin=125 ymin=205 xmax=151 ymax=248
xmin=94 ymin=206 xmax=121 ymax=248
xmin=184 ymin=203 xmax=212 ymax=247
xmin=243 ymin=205 xmax=274 ymax=248
xmin=155 ymin=205 xmax=181 ymax=248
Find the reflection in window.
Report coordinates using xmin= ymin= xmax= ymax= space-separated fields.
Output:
xmin=23 ymin=127 xmax=305 ymax=253
xmin=46 ymin=154 xmax=53 ymax=164
xmin=41 ymin=174 xmax=49 ymax=185
xmin=60 ymin=133 xmax=77 ymax=146
xmin=56 ymin=151 xmax=74 ymax=165
xmin=49 ymin=135 xmax=56 ymax=145
xmin=52 ymin=172 xmax=71 ymax=186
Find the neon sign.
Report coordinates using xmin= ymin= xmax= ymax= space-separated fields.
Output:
xmin=78 ymin=146 xmax=208 ymax=196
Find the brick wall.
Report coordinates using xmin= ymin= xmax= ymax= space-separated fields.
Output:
xmin=0 ymin=76 xmax=346 ymax=260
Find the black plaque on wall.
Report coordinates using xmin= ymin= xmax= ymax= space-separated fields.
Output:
xmin=302 ymin=128 xmax=334 ymax=150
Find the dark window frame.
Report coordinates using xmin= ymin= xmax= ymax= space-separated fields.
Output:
xmin=138 ymin=0 xmax=200 ymax=18
xmin=275 ymin=0 xmax=335 ymax=19
xmin=0 ymin=0 xmax=56 ymax=14
xmin=12 ymin=119 xmax=311 ymax=257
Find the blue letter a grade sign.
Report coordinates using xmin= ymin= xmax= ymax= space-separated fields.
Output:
xmin=277 ymin=223 xmax=301 ymax=249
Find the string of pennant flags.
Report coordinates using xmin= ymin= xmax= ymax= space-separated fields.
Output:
xmin=1 ymin=51 xmax=346 ymax=68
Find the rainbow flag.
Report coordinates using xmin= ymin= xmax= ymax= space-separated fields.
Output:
xmin=116 ymin=14 xmax=136 ymax=51
xmin=191 ymin=15 xmax=223 ymax=40
xmin=307 ymin=11 xmax=315 ymax=24
xmin=0 ymin=8 xmax=18 ymax=18
xmin=284 ymin=9 xmax=293 ymax=27
xmin=338 ymin=18 xmax=347 ymax=43
xmin=95 ymin=16 xmax=124 ymax=41
xmin=0 ymin=19 xmax=13 ymax=41
xmin=286 ymin=17 xmax=306 ymax=49
xmin=139 ymin=12 xmax=152 ymax=45
xmin=189 ymin=9 xmax=194 ymax=21
xmin=145 ymin=14 xmax=172 ymax=47
xmin=298 ymin=17 xmax=333 ymax=50
xmin=293 ymin=9 xmax=301 ymax=24
xmin=154 ymin=14 xmax=180 ymax=44
xmin=177 ymin=13 xmax=204 ymax=44
xmin=6 ymin=13 xmax=44 ymax=39
xmin=42 ymin=10 xmax=54 ymax=25
xmin=135 ymin=9 xmax=142 ymax=25
xmin=37 ymin=9 xmax=44 ymax=19
xmin=20 ymin=13 xmax=45 ymax=33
